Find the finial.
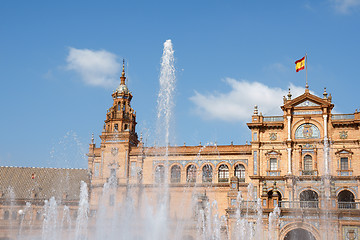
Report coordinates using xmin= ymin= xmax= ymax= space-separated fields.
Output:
xmin=120 ymin=59 xmax=126 ymax=85
xmin=140 ymin=132 xmax=143 ymax=142
xmin=323 ymin=87 xmax=328 ymax=99
xmin=305 ymin=82 xmax=309 ymax=93
xmin=91 ymin=133 xmax=94 ymax=144
xmin=273 ymin=181 xmax=279 ymax=197
xmin=262 ymin=181 xmax=268 ymax=197
xmin=287 ymin=88 xmax=292 ymax=100
xmin=122 ymin=59 xmax=125 ymax=77
xmin=253 ymin=105 xmax=258 ymax=115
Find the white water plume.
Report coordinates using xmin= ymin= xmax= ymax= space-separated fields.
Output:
xmin=157 ymin=39 xmax=176 ymax=148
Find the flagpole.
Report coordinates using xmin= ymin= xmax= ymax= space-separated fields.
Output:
xmin=305 ymin=53 xmax=308 ymax=89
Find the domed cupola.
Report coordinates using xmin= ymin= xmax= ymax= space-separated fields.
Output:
xmin=112 ymin=60 xmax=132 ymax=101
xmin=115 ymin=61 xmax=129 ymax=94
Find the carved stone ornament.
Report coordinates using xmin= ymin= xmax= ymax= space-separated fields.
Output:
xmin=269 ymin=133 xmax=277 ymax=141
xmin=340 ymin=131 xmax=348 ymax=139
xmin=111 ymin=147 xmax=119 ymax=156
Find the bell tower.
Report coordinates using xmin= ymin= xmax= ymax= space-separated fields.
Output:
xmin=91 ymin=60 xmax=139 ymax=185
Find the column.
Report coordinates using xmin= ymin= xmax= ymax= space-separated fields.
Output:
xmin=323 ymin=115 xmax=328 ymax=138
xmin=287 ymin=116 xmax=291 ymax=141
xmin=287 ymin=148 xmax=292 ymax=174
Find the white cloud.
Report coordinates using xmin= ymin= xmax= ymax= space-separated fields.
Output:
xmin=331 ymin=0 xmax=360 ymax=14
xmin=66 ymin=47 xmax=121 ymax=88
xmin=264 ymin=63 xmax=288 ymax=73
xmin=190 ymin=78 xmax=308 ymax=122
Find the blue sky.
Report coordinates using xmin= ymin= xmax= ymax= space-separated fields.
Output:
xmin=1 ymin=0 xmax=360 ymax=168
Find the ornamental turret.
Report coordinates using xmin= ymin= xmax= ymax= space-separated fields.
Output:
xmin=100 ymin=60 xmax=138 ymax=147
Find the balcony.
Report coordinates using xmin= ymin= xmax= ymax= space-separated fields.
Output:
xmin=280 ymin=201 xmax=319 ymax=209
xmin=331 ymin=114 xmax=355 ymax=120
xmin=300 ymin=170 xmax=318 ymax=176
xmin=218 ymin=178 xmax=229 ymax=183
xmin=338 ymin=202 xmax=359 ymax=209
xmin=267 ymin=170 xmax=281 ymax=176
xmin=263 ymin=116 xmax=284 ymax=122
xmin=337 ymin=170 xmax=353 ymax=176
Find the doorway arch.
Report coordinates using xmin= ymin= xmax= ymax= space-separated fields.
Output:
xmin=284 ymin=228 xmax=316 ymax=240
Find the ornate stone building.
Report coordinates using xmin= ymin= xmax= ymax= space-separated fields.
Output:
xmin=1 ymin=65 xmax=360 ymax=239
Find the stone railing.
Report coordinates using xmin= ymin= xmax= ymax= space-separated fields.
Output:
xmin=280 ymin=201 xmax=319 ymax=209
xmin=338 ymin=202 xmax=360 ymax=209
xmin=267 ymin=170 xmax=281 ymax=176
xmin=300 ymin=170 xmax=318 ymax=176
xmin=331 ymin=114 xmax=355 ymax=120
xmin=263 ymin=116 xmax=284 ymax=122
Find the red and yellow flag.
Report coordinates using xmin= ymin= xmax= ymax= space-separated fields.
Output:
xmin=295 ymin=56 xmax=305 ymax=72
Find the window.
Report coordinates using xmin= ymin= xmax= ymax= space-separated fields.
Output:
xmin=11 ymin=211 xmax=17 ymax=220
xmin=186 ymin=165 xmax=197 ymax=183
xmin=114 ymin=124 xmax=118 ymax=131
xmin=253 ymin=151 xmax=257 ymax=175
xmin=109 ymin=194 xmax=115 ymax=206
xmin=202 ymin=165 xmax=213 ymax=183
xmin=36 ymin=211 xmax=41 ymax=221
xmin=270 ymin=158 xmax=277 ymax=171
xmin=304 ymin=155 xmax=312 ymax=171
xmin=253 ymin=132 xmax=258 ymax=141
xmin=170 ymin=165 xmax=181 ymax=183
xmin=341 ymin=157 xmax=349 ymax=170
xmin=155 ymin=165 xmax=165 ymax=183
xmin=218 ymin=164 xmax=229 ymax=182
xmin=235 ymin=164 xmax=245 ymax=180
xmin=94 ymin=163 xmax=100 ymax=177
xmin=110 ymin=168 xmax=116 ymax=178
xmin=3 ymin=211 xmax=9 ymax=220
xmin=130 ymin=162 xmax=137 ymax=177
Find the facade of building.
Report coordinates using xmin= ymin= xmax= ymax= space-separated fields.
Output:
xmin=1 ymin=65 xmax=360 ymax=239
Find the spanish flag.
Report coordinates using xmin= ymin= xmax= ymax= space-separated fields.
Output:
xmin=295 ymin=56 xmax=305 ymax=72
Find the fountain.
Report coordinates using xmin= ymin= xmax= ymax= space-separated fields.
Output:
xmin=2 ymin=40 xmax=357 ymax=240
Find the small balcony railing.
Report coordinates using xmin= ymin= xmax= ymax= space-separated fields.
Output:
xmin=280 ymin=201 xmax=319 ymax=209
xmin=331 ymin=114 xmax=355 ymax=120
xmin=267 ymin=170 xmax=281 ymax=176
xmin=218 ymin=178 xmax=229 ymax=183
xmin=301 ymin=170 xmax=318 ymax=176
xmin=338 ymin=202 xmax=359 ymax=209
xmin=263 ymin=116 xmax=284 ymax=122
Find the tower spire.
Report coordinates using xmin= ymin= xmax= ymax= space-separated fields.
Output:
xmin=120 ymin=59 xmax=126 ymax=85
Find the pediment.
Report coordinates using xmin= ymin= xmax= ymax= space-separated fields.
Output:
xmin=335 ymin=149 xmax=353 ymax=155
xmin=294 ymin=100 xmax=320 ymax=107
xmin=282 ymin=90 xmax=333 ymax=110
xmin=265 ymin=150 xmax=281 ymax=156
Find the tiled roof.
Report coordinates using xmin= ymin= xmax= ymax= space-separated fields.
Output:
xmin=0 ymin=166 xmax=89 ymax=202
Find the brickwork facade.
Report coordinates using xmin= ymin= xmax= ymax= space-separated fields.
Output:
xmin=1 ymin=67 xmax=360 ymax=239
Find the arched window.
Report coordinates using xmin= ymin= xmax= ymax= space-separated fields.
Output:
xmin=303 ymin=155 xmax=313 ymax=172
xmin=170 ymin=165 xmax=181 ymax=183
xmin=202 ymin=164 xmax=213 ymax=183
xmin=300 ymin=190 xmax=318 ymax=208
xmin=218 ymin=164 xmax=229 ymax=182
xmin=338 ymin=190 xmax=355 ymax=209
xmin=234 ymin=164 xmax=245 ymax=181
xmin=186 ymin=165 xmax=197 ymax=183
xmin=155 ymin=165 xmax=165 ymax=183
